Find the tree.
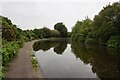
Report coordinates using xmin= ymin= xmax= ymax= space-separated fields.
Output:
xmin=54 ymin=22 xmax=68 ymax=37
xmin=1 ymin=16 xmax=16 ymax=41
xmin=42 ymin=27 xmax=52 ymax=38
xmin=33 ymin=28 xmax=43 ymax=38
xmin=87 ymin=2 xmax=120 ymax=44
xmin=51 ymin=30 xmax=60 ymax=37
xmin=71 ymin=18 xmax=92 ymax=42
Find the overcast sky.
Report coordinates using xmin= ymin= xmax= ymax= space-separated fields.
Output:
xmin=1 ymin=0 xmax=119 ymax=31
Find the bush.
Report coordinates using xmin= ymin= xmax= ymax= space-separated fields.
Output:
xmin=2 ymin=41 xmax=20 ymax=66
xmin=1 ymin=16 xmax=17 ymax=41
xmin=87 ymin=2 xmax=120 ymax=44
xmin=16 ymin=39 xmax=24 ymax=47
xmin=107 ymin=35 xmax=120 ymax=48
xmin=2 ymin=25 xmax=16 ymax=41
xmin=71 ymin=18 xmax=92 ymax=43
xmin=51 ymin=30 xmax=60 ymax=37
xmin=0 ymin=66 xmax=4 ymax=79
xmin=71 ymin=2 xmax=120 ymax=47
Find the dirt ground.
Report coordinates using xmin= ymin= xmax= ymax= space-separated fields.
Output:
xmin=5 ymin=40 xmax=44 ymax=78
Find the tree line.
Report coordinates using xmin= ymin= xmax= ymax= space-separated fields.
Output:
xmin=71 ymin=2 xmax=120 ymax=48
xmin=1 ymin=1 xmax=120 ymax=79
xmin=0 ymin=15 xmax=68 ymax=79
xmin=2 ymin=17 xmax=68 ymax=42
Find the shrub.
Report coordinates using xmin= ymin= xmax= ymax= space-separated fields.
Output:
xmin=107 ymin=35 xmax=120 ymax=48
xmin=2 ymin=41 xmax=20 ymax=66
xmin=71 ymin=18 xmax=92 ymax=43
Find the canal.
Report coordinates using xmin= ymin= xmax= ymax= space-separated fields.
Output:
xmin=33 ymin=38 xmax=120 ymax=79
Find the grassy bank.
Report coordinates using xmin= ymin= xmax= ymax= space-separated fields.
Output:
xmin=1 ymin=40 xmax=24 ymax=79
xmin=1 ymin=15 xmax=69 ymax=78
xmin=30 ymin=48 xmax=38 ymax=71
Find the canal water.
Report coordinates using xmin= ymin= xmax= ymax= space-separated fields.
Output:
xmin=33 ymin=38 xmax=120 ymax=79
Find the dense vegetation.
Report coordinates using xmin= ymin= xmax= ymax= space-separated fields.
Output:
xmin=1 ymin=16 xmax=24 ymax=79
xmin=1 ymin=1 xmax=120 ymax=79
xmin=71 ymin=18 xmax=92 ymax=43
xmin=71 ymin=41 xmax=120 ymax=79
xmin=54 ymin=22 xmax=68 ymax=37
xmin=71 ymin=2 xmax=120 ymax=48
xmin=0 ymin=15 xmax=68 ymax=78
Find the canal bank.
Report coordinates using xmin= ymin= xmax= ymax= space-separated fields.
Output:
xmin=33 ymin=38 xmax=120 ymax=79
xmin=5 ymin=40 xmax=44 ymax=78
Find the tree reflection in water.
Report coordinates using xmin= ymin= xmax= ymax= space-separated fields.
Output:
xmin=33 ymin=39 xmax=120 ymax=79
xmin=33 ymin=39 xmax=67 ymax=55
xmin=71 ymin=41 xmax=120 ymax=79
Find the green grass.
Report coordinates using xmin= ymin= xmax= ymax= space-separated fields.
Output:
xmin=30 ymin=48 xmax=38 ymax=71
xmin=1 ymin=40 xmax=24 ymax=79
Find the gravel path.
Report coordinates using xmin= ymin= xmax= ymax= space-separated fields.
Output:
xmin=5 ymin=41 xmax=44 ymax=78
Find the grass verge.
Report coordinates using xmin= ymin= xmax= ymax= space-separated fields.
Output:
xmin=30 ymin=48 xmax=39 ymax=78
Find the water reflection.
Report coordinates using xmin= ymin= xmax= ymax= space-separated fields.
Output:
xmin=33 ymin=39 xmax=120 ymax=79
xmin=33 ymin=39 xmax=68 ymax=54
xmin=71 ymin=41 xmax=120 ymax=79
xmin=53 ymin=42 xmax=67 ymax=54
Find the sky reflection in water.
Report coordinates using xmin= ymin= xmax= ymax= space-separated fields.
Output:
xmin=33 ymin=39 xmax=120 ymax=79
